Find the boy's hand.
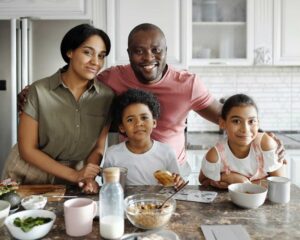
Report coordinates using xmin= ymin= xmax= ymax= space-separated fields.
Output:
xmin=173 ymin=173 xmax=185 ymax=190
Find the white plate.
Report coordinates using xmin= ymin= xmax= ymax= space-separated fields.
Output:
xmin=144 ymin=230 xmax=179 ymax=240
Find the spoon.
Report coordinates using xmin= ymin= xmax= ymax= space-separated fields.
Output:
xmin=157 ymin=180 xmax=189 ymax=209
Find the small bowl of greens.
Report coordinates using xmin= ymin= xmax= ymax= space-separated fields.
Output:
xmin=4 ymin=209 xmax=56 ymax=240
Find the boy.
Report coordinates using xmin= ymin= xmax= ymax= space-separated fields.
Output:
xmin=103 ymin=89 xmax=185 ymax=188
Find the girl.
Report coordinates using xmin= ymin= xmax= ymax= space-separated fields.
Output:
xmin=2 ymin=24 xmax=114 ymax=193
xmin=199 ymin=94 xmax=284 ymax=189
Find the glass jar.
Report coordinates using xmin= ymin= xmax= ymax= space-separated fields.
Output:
xmin=201 ymin=0 xmax=218 ymax=22
xmin=99 ymin=167 xmax=124 ymax=239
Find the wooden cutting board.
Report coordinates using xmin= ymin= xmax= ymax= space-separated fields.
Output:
xmin=17 ymin=185 xmax=66 ymax=202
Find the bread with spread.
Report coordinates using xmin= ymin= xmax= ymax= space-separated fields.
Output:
xmin=154 ymin=170 xmax=175 ymax=187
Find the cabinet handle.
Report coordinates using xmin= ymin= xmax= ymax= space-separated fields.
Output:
xmin=208 ymin=62 xmax=227 ymax=65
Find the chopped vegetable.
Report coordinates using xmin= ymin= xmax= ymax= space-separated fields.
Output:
xmin=13 ymin=217 xmax=52 ymax=232
xmin=0 ymin=178 xmax=19 ymax=196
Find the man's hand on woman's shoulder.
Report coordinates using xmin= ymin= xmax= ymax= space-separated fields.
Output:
xmin=17 ymin=85 xmax=29 ymax=113
xmin=266 ymin=132 xmax=287 ymax=165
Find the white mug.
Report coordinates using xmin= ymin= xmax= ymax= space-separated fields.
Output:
xmin=267 ymin=176 xmax=291 ymax=204
xmin=64 ymin=198 xmax=97 ymax=236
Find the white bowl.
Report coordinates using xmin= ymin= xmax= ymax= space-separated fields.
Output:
xmin=21 ymin=195 xmax=47 ymax=210
xmin=4 ymin=209 xmax=56 ymax=240
xmin=228 ymin=183 xmax=267 ymax=209
xmin=0 ymin=200 xmax=11 ymax=227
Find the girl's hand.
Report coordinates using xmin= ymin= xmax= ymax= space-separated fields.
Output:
xmin=199 ymin=171 xmax=229 ymax=189
xmin=266 ymin=132 xmax=287 ymax=164
xmin=172 ymin=173 xmax=185 ymax=190
xmin=221 ymin=172 xmax=250 ymax=185
xmin=77 ymin=163 xmax=100 ymax=183
xmin=209 ymin=180 xmax=229 ymax=189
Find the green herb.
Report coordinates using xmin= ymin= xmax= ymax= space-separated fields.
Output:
xmin=0 ymin=185 xmax=16 ymax=196
xmin=13 ymin=217 xmax=52 ymax=232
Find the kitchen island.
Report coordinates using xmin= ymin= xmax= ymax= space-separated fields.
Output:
xmin=1 ymin=184 xmax=300 ymax=239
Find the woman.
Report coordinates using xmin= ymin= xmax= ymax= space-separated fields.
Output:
xmin=2 ymin=24 xmax=114 ymax=193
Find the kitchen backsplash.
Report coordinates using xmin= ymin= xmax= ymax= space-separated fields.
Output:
xmin=187 ymin=66 xmax=300 ymax=132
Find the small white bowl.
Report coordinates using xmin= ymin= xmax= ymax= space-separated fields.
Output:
xmin=228 ymin=183 xmax=267 ymax=209
xmin=0 ymin=200 xmax=11 ymax=227
xmin=21 ymin=195 xmax=47 ymax=210
xmin=4 ymin=209 xmax=56 ymax=240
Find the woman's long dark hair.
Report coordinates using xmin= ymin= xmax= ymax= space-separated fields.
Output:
xmin=60 ymin=24 xmax=111 ymax=65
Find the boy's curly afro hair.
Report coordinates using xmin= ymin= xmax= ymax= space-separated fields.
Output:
xmin=112 ymin=88 xmax=160 ymax=127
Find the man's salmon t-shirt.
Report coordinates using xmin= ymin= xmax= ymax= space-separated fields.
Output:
xmin=97 ymin=64 xmax=214 ymax=166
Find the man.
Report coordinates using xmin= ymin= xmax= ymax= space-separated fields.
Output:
xmin=97 ymin=23 xmax=221 ymax=177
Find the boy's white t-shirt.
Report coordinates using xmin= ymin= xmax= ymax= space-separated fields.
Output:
xmin=103 ymin=140 xmax=180 ymax=185
xmin=201 ymin=140 xmax=282 ymax=181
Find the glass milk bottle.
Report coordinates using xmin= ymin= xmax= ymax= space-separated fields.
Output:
xmin=99 ymin=167 xmax=124 ymax=239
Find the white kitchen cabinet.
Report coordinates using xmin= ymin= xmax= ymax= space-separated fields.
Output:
xmin=105 ymin=0 xmax=188 ymax=69
xmin=254 ymin=0 xmax=300 ymax=66
xmin=186 ymin=150 xmax=206 ymax=185
xmin=273 ymin=0 xmax=300 ymax=65
xmin=188 ymin=0 xmax=254 ymax=66
xmin=0 ymin=0 xmax=92 ymax=19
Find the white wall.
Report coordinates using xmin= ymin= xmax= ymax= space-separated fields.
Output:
xmin=187 ymin=66 xmax=300 ymax=132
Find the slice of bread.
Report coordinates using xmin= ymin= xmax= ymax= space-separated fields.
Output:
xmin=154 ymin=170 xmax=175 ymax=187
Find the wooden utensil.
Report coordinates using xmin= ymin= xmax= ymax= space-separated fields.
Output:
xmin=17 ymin=185 xmax=66 ymax=202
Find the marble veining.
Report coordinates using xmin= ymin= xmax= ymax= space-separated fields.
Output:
xmin=1 ymin=185 xmax=299 ymax=239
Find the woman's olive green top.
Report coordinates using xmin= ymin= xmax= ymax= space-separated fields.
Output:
xmin=24 ymin=69 xmax=115 ymax=165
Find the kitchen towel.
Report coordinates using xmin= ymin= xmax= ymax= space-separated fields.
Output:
xmin=201 ymin=225 xmax=250 ymax=240
xmin=159 ymin=188 xmax=217 ymax=203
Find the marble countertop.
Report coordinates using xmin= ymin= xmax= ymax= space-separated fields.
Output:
xmin=186 ymin=132 xmax=300 ymax=150
xmin=2 ymin=185 xmax=300 ymax=239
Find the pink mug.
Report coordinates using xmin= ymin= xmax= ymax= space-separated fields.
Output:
xmin=64 ymin=198 xmax=97 ymax=237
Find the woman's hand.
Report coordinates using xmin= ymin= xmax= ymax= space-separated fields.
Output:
xmin=77 ymin=163 xmax=100 ymax=183
xmin=79 ymin=178 xmax=99 ymax=194
xmin=173 ymin=173 xmax=185 ymax=190
xmin=266 ymin=132 xmax=287 ymax=164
